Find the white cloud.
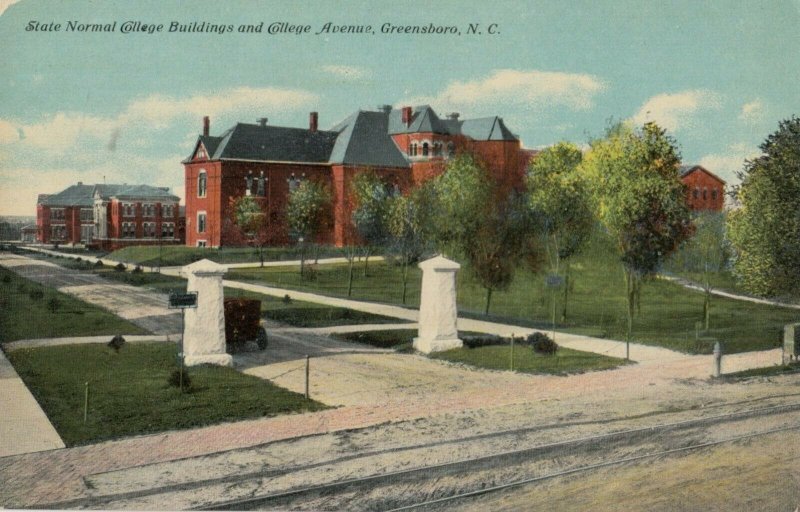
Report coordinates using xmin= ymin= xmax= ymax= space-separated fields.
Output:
xmin=698 ymin=143 xmax=761 ymax=184
xmin=17 ymin=112 xmax=117 ymax=152
xmin=0 ymin=0 xmax=21 ymax=16
xmin=402 ymin=69 xmax=606 ymax=114
xmin=0 ymin=119 xmax=18 ymax=143
xmin=631 ymin=90 xmax=722 ymax=132
xmin=322 ymin=65 xmax=371 ymax=81
xmin=124 ymin=86 xmax=318 ymax=126
xmin=738 ymin=99 xmax=765 ymax=123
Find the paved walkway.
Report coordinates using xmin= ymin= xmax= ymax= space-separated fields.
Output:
xmin=0 ymin=350 xmax=64 ymax=457
xmin=0 ymin=253 xmax=181 ymax=334
xmin=660 ymin=274 xmax=800 ymax=310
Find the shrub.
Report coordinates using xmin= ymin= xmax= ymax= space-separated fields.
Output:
xmin=1 ymin=274 xmax=10 ymax=283
xmin=29 ymin=289 xmax=44 ymax=300
xmin=132 ymin=265 xmax=143 ymax=274
xmin=528 ymin=332 xmax=559 ymax=355
xmin=224 ymin=298 xmax=262 ymax=343
xmin=107 ymin=334 xmax=126 ymax=352
xmin=302 ymin=264 xmax=318 ymax=281
xmin=462 ymin=335 xmax=506 ymax=349
xmin=94 ymin=260 xmax=104 ymax=268
xmin=114 ymin=263 xmax=126 ymax=272
xmin=47 ymin=297 xmax=61 ymax=312
xmin=282 ymin=294 xmax=292 ymax=304
xmin=167 ymin=368 xmax=191 ymax=389
xmin=75 ymin=257 xmax=82 ymax=262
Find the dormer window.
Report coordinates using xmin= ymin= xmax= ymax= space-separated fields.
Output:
xmin=409 ymin=142 xmax=418 ymax=157
xmin=198 ymin=170 xmax=207 ymax=198
xmin=195 ymin=143 xmax=207 ymax=160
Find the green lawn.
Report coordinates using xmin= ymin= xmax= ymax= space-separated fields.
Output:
xmin=224 ymin=287 xmax=403 ymax=327
xmin=0 ymin=267 xmax=148 ymax=342
xmin=227 ymin=232 xmax=800 ymax=354
xmin=718 ymin=363 xmax=800 ymax=380
xmin=430 ymin=345 xmax=628 ymax=375
xmin=107 ymin=244 xmax=346 ymax=267
xmin=6 ymin=343 xmax=328 ymax=446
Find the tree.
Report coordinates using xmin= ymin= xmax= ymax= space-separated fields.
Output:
xmin=350 ymin=170 xmax=393 ymax=277
xmin=386 ymin=183 xmax=435 ymax=304
xmin=728 ymin=117 xmax=800 ymax=297
xmin=430 ymin=154 xmax=538 ymax=315
xmin=286 ymin=180 xmax=332 ymax=276
xmin=527 ymin=142 xmax=594 ymax=323
xmin=672 ymin=211 xmax=728 ymax=330
xmin=580 ymin=122 xmax=693 ymax=358
xmin=230 ymin=196 xmax=271 ymax=267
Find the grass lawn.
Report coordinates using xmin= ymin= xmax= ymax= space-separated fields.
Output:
xmin=0 ymin=267 xmax=148 ymax=342
xmin=430 ymin=345 xmax=628 ymax=375
xmin=107 ymin=244 xmax=346 ymax=267
xmin=227 ymin=231 xmax=799 ymax=355
xmin=6 ymin=343 xmax=328 ymax=446
xmin=718 ymin=362 xmax=800 ymax=380
xmin=223 ymin=287 xmax=402 ymax=327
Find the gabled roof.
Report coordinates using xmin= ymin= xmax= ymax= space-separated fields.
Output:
xmin=679 ymin=164 xmax=726 ymax=185
xmin=329 ymin=111 xmax=410 ymax=167
xmin=39 ymin=183 xmax=178 ymax=207
xmin=387 ymin=105 xmax=519 ymax=141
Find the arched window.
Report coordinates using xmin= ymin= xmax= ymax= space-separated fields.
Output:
xmin=693 ymin=187 xmax=699 ymax=199
xmin=711 ymin=189 xmax=718 ymax=200
xmin=422 ymin=142 xmax=429 ymax=156
xmin=198 ymin=170 xmax=207 ymax=198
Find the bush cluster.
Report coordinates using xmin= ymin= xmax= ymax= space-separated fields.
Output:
xmin=167 ymin=369 xmax=191 ymax=389
xmin=527 ymin=332 xmax=559 ymax=354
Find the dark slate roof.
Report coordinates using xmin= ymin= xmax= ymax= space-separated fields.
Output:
xmin=387 ymin=105 xmax=518 ymax=141
xmin=209 ymin=123 xmax=338 ymax=163
xmin=40 ymin=183 xmax=178 ymax=207
xmin=329 ymin=111 xmax=410 ymax=168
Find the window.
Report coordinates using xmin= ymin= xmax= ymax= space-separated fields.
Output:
xmin=408 ymin=142 xmax=418 ymax=156
xmin=50 ymin=225 xmax=66 ymax=240
xmin=143 ymin=222 xmax=156 ymax=238
xmin=197 ymin=212 xmax=207 ymax=233
xmin=433 ymin=142 xmax=442 ymax=156
xmin=80 ymin=208 xmax=93 ymax=222
xmin=122 ymin=222 xmax=135 ymax=238
xmin=422 ymin=142 xmax=429 ymax=156
xmin=198 ymin=170 xmax=207 ymax=197
xmin=142 ymin=204 xmax=155 ymax=217
xmin=702 ymin=188 xmax=708 ymax=200
xmin=447 ymin=142 xmax=455 ymax=157
xmin=711 ymin=189 xmax=718 ymax=201
xmin=693 ymin=188 xmax=699 ymax=199
xmin=197 ymin=240 xmax=207 ymax=248
xmin=123 ymin=203 xmax=134 ymax=217
xmin=50 ymin=208 xmax=65 ymax=220
xmin=162 ymin=204 xmax=173 ymax=218
xmin=161 ymin=222 xmax=175 ymax=238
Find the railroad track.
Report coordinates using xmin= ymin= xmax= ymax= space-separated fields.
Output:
xmin=198 ymin=401 xmax=800 ymax=511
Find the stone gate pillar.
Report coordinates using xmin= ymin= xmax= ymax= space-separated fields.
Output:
xmin=414 ymin=255 xmax=463 ymax=354
xmin=180 ymin=259 xmax=232 ymax=367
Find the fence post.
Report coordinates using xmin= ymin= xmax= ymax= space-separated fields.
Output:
xmin=305 ymin=355 xmax=310 ymax=399
xmin=83 ymin=381 xmax=89 ymax=423
xmin=510 ymin=334 xmax=515 ymax=371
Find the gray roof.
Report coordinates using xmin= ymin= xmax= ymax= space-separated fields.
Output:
xmin=186 ymin=105 xmax=519 ymax=168
xmin=680 ymin=164 xmax=726 ymax=184
xmin=329 ymin=111 xmax=410 ymax=167
xmin=39 ymin=183 xmax=178 ymax=207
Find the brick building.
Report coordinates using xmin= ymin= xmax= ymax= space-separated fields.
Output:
xmin=36 ymin=182 xmax=182 ymax=250
xmin=183 ymin=105 xmax=531 ymax=248
xmin=680 ymin=165 xmax=726 ymax=211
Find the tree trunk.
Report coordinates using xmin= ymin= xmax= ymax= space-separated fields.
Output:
xmin=299 ymin=245 xmax=305 ymax=277
xmin=703 ymin=269 xmax=711 ymax=331
xmin=347 ymin=258 xmax=355 ymax=297
xmin=401 ymin=260 xmax=409 ymax=305
xmin=259 ymin=245 xmax=265 ymax=268
xmin=561 ymin=260 xmax=571 ymax=323
xmin=363 ymin=253 xmax=370 ymax=277
xmin=484 ymin=287 xmax=493 ymax=316
xmin=625 ymin=268 xmax=634 ymax=360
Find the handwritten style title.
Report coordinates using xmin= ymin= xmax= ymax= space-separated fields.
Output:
xmin=25 ymin=20 xmax=500 ymax=36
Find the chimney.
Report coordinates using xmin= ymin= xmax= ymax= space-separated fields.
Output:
xmin=77 ymin=181 xmax=83 ymax=186
xmin=448 ymin=112 xmax=460 ymax=121
xmin=309 ymin=112 xmax=318 ymax=132
xmin=202 ymin=116 xmax=210 ymax=137
xmin=379 ymin=104 xmax=392 ymax=114
xmin=401 ymin=106 xmax=412 ymax=127
xmin=258 ymin=117 xmax=268 ymax=127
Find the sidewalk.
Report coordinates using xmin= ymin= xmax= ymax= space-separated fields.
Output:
xmin=0 ymin=349 xmax=64 ymax=457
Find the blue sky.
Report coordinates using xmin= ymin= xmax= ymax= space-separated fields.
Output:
xmin=1 ymin=0 xmax=798 ymax=215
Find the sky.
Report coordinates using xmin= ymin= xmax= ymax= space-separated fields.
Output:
xmin=1 ymin=0 xmax=798 ymax=216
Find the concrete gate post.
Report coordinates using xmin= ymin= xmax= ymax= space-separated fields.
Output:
xmin=180 ymin=259 xmax=232 ymax=367
xmin=414 ymin=255 xmax=463 ymax=354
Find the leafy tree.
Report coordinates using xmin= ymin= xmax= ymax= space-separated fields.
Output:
xmin=728 ymin=117 xmax=800 ymax=297
xmin=230 ymin=195 xmax=271 ymax=267
xmin=527 ymin=142 xmax=594 ymax=323
xmin=386 ymin=184 xmax=435 ymax=304
xmin=580 ymin=122 xmax=693 ymax=358
xmin=431 ymin=154 xmax=539 ymax=315
xmin=350 ymin=170 xmax=393 ymax=277
xmin=671 ymin=211 xmax=728 ymax=329
xmin=286 ymin=180 xmax=332 ymax=276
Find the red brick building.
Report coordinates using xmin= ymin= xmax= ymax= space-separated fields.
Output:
xmin=183 ymin=105 xmax=531 ymax=248
xmin=680 ymin=165 xmax=726 ymax=211
xmin=36 ymin=182 xmax=182 ymax=250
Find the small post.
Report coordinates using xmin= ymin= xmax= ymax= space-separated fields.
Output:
xmin=510 ymin=334 xmax=515 ymax=371
xmin=180 ymin=309 xmax=185 ymax=393
xmin=713 ymin=341 xmax=722 ymax=378
xmin=305 ymin=355 xmax=310 ymax=399
xmin=83 ymin=381 xmax=89 ymax=423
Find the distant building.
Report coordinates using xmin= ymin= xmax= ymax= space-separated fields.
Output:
xmin=20 ymin=225 xmax=37 ymax=243
xmin=183 ymin=105 xmax=532 ymax=248
xmin=680 ymin=165 xmax=726 ymax=211
xmin=36 ymin=182 xmax=183 ymax=250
